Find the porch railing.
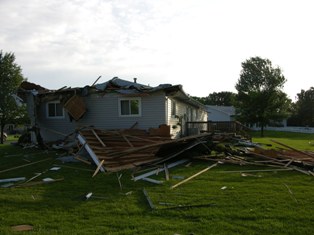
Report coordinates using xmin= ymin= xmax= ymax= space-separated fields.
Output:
xmin=186 ymin=121 xmax=251 ymax=139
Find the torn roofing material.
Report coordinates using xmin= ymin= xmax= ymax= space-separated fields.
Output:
xmin=19 ymin=77 xmax=205 ymax=108
xmin=95 ymin=77 xmax=205 ymax=108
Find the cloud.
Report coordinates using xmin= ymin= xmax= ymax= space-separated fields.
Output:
xmin=1 ymin=0 xmax=313 ymax=98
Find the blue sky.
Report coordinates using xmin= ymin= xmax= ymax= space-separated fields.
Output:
xmin=1 ymin=0 xmax=313 ymax=100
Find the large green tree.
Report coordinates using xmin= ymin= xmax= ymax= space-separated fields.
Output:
xmin=234 ymin=56 xmax=290 ymax=136
xmin=288 ymin=87 xmax=314 ymax=127
xmin=192 ymin=91 xmax=236 ymax=106
xmin=207 ymin=91 xmax=236 ymax=106
xmin=0 ymin=51 xmax=25 ymax=143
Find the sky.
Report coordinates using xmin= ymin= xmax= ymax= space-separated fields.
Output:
xmin=1 ymin=0 xmax=313 ymax=101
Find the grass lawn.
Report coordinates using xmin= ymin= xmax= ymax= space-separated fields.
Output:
xmin=0 ymin=132 xmax=313 ymax=235
xmin=250 ymin=130 xmax=314 ymax=151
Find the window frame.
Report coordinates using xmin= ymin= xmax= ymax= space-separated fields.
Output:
xmin=118 ymin=97 xmax=142 ymax=117
xmin=171 ymin=100 xmax=177 ymax=117
xmin=46 ymin=101 xmax=65 ymax=119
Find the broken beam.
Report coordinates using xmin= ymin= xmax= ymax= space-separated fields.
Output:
xmin=171 ymin=163 xmax=218 ymax=189
xmin=143 ymin=188 xmax=155 ymax=209
xmin=133 ymin=159 xmax=188 ymax=181
xmin=0 ymin=158 xmax=51 ymax=174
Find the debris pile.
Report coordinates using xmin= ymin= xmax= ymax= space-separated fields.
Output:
xmin=74 ymin=128 xmax=314 ymax=176
xmin=75 ymin=127 xmax=213 ymax=173
xmin=197 ymin=137 xmax=314 ymax=176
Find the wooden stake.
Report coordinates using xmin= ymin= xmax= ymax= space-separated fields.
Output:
xmin=171 ymin=163 xmax=217 ymax=189
xmin=92 ymin=160 xmax=105 ymax=177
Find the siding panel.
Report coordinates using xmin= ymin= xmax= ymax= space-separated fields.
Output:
xmin=77 ymin=92 xmax=166 ymax=130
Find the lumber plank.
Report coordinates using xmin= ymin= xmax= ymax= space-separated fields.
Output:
xmin=0 ymin=158 xmax=51 ymax=173
xmin=143 ymin=188 xmax=155 ymax=209
xmin=171 ymin=163 xmax=218 ymax=189
xmin=92 ymin=160 xmax=105 ymax=177
xmin=133 ymin=159 xmax=189 ymax=181
xmin=271 ymin=139 xmax=314 ymax=158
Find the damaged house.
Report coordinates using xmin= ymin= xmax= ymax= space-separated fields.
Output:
xmin=20 ymin=77 xmax=208 ymax=143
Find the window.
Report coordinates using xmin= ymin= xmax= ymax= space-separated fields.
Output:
xmin=119 ymin=98 xmax=141 ymax=116
xmin=171 ymin=100 xmax=176 ymax=116
xmin=47 ymin=101 xmax=64 ymax=118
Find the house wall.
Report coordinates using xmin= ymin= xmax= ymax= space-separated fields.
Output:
xmin=77 ymin=91 xmax=167 ymax=130
xmin=207 ymin=107 xmax=232 ymax=121
xmin=166 ymin=97 xmax=207 ymax=138
xmin=35 ymin=90 xmax=207 ymax=142
xmin=36 ymin=91 xmax=167 ymax=142
xmin=37 ymin=101 xmax=76 ymax=141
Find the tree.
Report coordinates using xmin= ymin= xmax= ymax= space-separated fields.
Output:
xmin=192 ymin=91 xmax=236 ymax=106
xmin=207 ymin=91 xmax=236 ymax=106
xmin=191 ymin=96 xmax=208 ymax=105
xmin=288 ymin=87 xmax=314 ymax=127
xmin=234 ymin=56 xmax=290 ymax=136
xmin=0 ymin=51 xmax=25 ymax=143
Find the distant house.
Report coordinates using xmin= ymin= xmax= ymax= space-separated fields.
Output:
xmin=205 ymin=105 xmax=289 ymax=131
xmin=19 ymin=77 xmax=207 ymax=142
xmin=206 ymin=105 xmax=235 ymax=122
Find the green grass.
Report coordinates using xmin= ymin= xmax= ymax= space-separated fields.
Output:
xmin=250 ymin=130 xmax=314 ymax=151
xmin=0 ymin=132 xmax=314 ymax=234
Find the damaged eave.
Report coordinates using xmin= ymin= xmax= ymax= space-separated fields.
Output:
xmin=164 ymin=85 xmax=205 ymax=109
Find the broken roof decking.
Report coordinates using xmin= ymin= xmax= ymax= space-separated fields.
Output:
xmin=76 ymin=127 xmax=314 ymax=177
xmin=76 ymin=128 xmax=213 ymax=172
xmin=20 ymin=77 xmax=205 ymax=109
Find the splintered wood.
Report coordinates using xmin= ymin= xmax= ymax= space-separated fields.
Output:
xmin=77 ymin=128 xmax=212 ymax=173
xmin=78 ymin=128 xmax=169 ymax=172
xmin=76 ymin=128 xmax=314 ymax=177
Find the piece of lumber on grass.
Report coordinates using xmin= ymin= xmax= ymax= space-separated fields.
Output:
xmin=142 ymin=177 xmax=164 ymax=184
xmin=291 ymin=167 xmax=310 ymax=175
xmin=220 ymin=168 xmax=293 ymax=173
xmin=164 ymin=163 xmax=169 ymax=181
xmin=270 ymin=139 xmax=314 ymax=158
xmin=248 ymin=152 xmax=286 ymax=166
xmin=14 ymin=178 xmax=64 ymax=187
xmin=53 ymin=164 xmax=94 ymax=172
xmin=160 ymin=202 xmax=216 ymax=210
xmin=74 ymin=156 xmax=91 ymax=165
xmin=0 ymin=158 xmax=51 ymax=173
xmin=92 ymin=160 xmax=105 ymax=177
xmin=133 ymin=159 xmax=189 ymax=181
xmin=0 ymin=177 xmax=26 ymax=183
xmin=308 ymin=171 xmax=314 ymax=176
xmin=143 ymin=188 xmax=155 ymax=209
xmin=11 ymin=225 xmax=33 ymax=232
xmin=171 ymin=163 xmax=218 ymax=189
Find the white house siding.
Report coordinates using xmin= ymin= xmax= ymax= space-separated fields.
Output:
xmin=167 ymin=97 xmax=207 ymax=138
xmin=37 ymin=102 xmax=76 ymax=141
xmin=36 ymin=91 xmax=167 ymax=141
xmin=208 ymin=110 xmax=230 ymax=121
xmin=77 ymin=91 xmax=167 ymax=131
xmin=206 ymin=106 xmax=235 ymax=121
